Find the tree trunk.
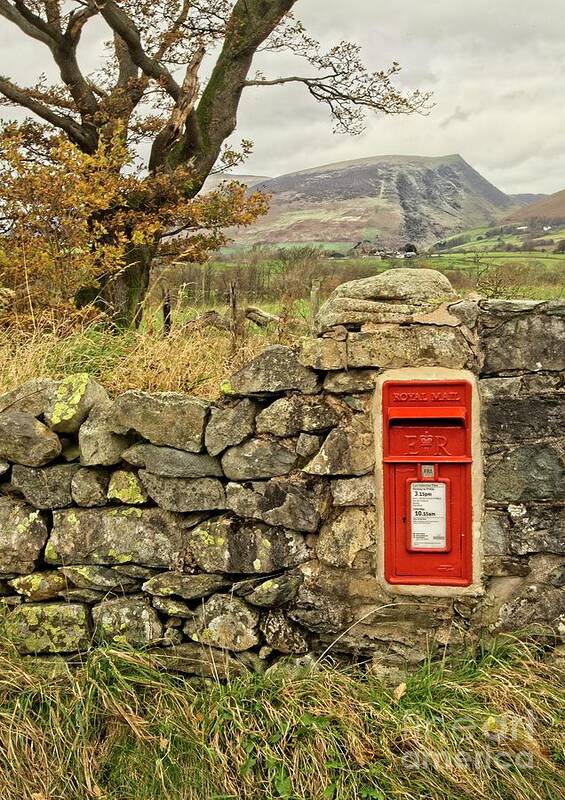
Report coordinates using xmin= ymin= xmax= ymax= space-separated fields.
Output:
xmin=97 ymin=243 xmax=155 ymax=329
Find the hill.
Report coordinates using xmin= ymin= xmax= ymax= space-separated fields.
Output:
xmin=505 ymin=188 xmax=565 ymax=224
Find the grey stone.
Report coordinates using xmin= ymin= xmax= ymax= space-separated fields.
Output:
xmin=0 ymin=378 xmax=59 ymax=418
xmin=296 ymin=433 xmax=322 ymax=458
xmin=188 ymin=516 xmax=310 ymax=574
xmin=507 ymin=504 xmax=565 ymax=555
xmin=323 ymin=370 xmax=378 ymax=394
xmin=123 ymin=443 xmax=222 ymax=477
xmin=59 ymin=588 xmax=106 ymax=603
xmin=11 ymin=464 xmax=78 ymax=509
xmin=494 ymin=583 xmax=565 ymax=633
xmin=0 ymin=460 xmax=9 ymax=476
xmin=221 ymin=438 xmax=298 ymax=480
xmin=331 ymin=476 xmax=376 ymax=507
xmin=79 ymin=402 xmax=130 ymax=466
xmin=9 ymin=571 xmax=67 ymax=601
xmin=139 ymin=472 xmax=226 ymax=513
xmin=260 ymin=611 xmax=309 ymax=654
xmin=204 ymin=399 xmax=257 ymax=456
xmin=107 ymin=470 xmax=148 ymax=504
xmin=0 ymin=411 xmax=62 ymax=466
xmin=3 ymin=603 xmax=89 ymax=654
xmin=151 ymin=642 xmax=249 ymax=678
xmin=71 ymin=468 xmax=109 ymax=507
xmin=298 ymin=338 xmax=347 ymax=370
xmin=46 ymin=507 xmax=193 ymax=568
xmin=304 ymin=416 xmax=374 ymax=476
xmin=93 ymin=596 xmax=163 ymax=646
xmin=110 ymin=391 xmax=210 ymax=452
xmin=315 ymin=268 xmax=457 ymax=332
xmin=347 ymin=327 xmax=472 ymax=369
xmin=142 ymin=572 xmax=230 ymax=600
xmin=448 ymin=300 xmax=479 ymax=328
xmin=222 ymin=345 xmax=319 ymax=396
xmin=317 ymin=507 xmax=377 ymax=568
xmin=482 ymin=510 xmax=509 ymax=556
xmin=0 ymin=498 xmax=48 ymax=575
xmin=61 ymin=565 xmax=141 ymax=592
xmin=255 ymin=396 xmax=341 ymax=437
xmin=482 ymin=556 xmax=530 ymax=577
xmin=288 ymin=587 xmax=351 ymax=635
xmin=151 ymin=596 xmax=195 ymax=618
xmin=480 ymin=381 xmax=565 ymax=446
xmin=486 ymin=445 xmax=564 ymax=503
xmin=238 ymin=574 xmax=302 ymax=608
xmin=45 ymin=374 xmax=108 ymax=434
xmin=184 ymin=594 xmax=259 ymax=651
xmin=226 ymin=478 xmax=327 ymax=533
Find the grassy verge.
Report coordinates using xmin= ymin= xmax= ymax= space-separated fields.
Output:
xmin=0 ymin=640 xmax=562 ymax=799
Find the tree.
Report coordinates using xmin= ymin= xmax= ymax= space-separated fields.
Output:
xmin=0 ymin=1 xmax=431 ymax=327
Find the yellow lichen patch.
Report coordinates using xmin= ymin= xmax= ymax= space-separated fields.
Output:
xmin=49 ymin=373 xmax=90 ymax=425
xmin=107 ymin=471 xmax=147 ymax=505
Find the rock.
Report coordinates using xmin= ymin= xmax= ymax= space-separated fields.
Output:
xmin=222 ymin=345 xmax=319 ymax=396
xmin=288 ymin=587 xmax=351 ymax=635
xmin=221 ymin=438 xmax=298 ymax=480
xmin=0 ymin=411 xmax=62 ymax=466
xmin=482 ymin=510 xmax=509 ymax=555
xmin=315 ymin=269 xmax=457 ymax=332
xmin=3 ymin=603 xmax=89 ymax=654
xmin=304 ymin=416 xmax=374 ymax=476
xmin=11 ymin=464 xmax=79 ymax=509
xmin=45 ymin=373 xmax=108 ymax=434
xmin=296 ymin=433 xmax=322 ymax=458
xmin=151 ymin=642 xmax=249 ymax=678
xmin=448 ymin=300 xmax=479 ymax=328
xmin=110 ymin=390 xmax=210 ymax=452
xmin=323 ymin=369 xmax=378 ymax=394
xmin=93 ymin=596 xmax=163 ymax=646
xmin=260 ymin=611 xmax=309 ymax=654
xmin=71 ymin=468 xmax=109 ymax=507
xmin=59 ymin=588 xmax=106 ymax=603
xmin=346 ymin=327 xmax=472 ymax=369
xmin=317 ymin=507 xmax=377 ymax=568
xmin=151 ymin=596 xmax=195 ymax=618
xmin=494 ymin=583 xmax=565 ymax=633
xmin=139 ymin=472 xmax=226 ymax=512
xmin=0 ymin=378 xmax=59 ymax=418
xmin=480 ymin=380 xmax=565 ymax=446
xmin=79 ymin=402 xmax=131 ymax=466
xmin=9 ymin=571 xmax=68 ymax=601
xmin=107 ymin=470 xmax=148 ymax=504
xmin=122 ymin=443 xmax=222 ymax=477
xmin=299 ymin=338 xmax=347 ymax=370
xmin=142 ymin=572 xmax=230 ymax=600
xmin=188 ymin=516 xmax=310 ymax=574
xmin=46 ymin=507 xmax=193 ymax=568
xmin=485 ymin=445 xmax=564 ymax=503
xmin=237 ymin=574 xmax=302 ymax=608
xmin=331 ymin=476 xmax=376 ymax=507
xmin=184 ymin=594 xmax=259 ymax=651
xmin=507 ymin=504 xmax=565 ymax=555
xmin=0 ymin=460 xmax=9 ymax=476
xmin=0 ymin=498 xmax=48 ymax=575
xmin=61 ymin=565 xmax=141 ymax=592
xmin=255 ymin=396 xmax=341 ymax=437
xmin=482 ymin=556 xmax=530 ymax=578
xmin=204 ymin=399 xmax=257 ymax=456
xmin=226 ymin=478 xmax=327 ymax=532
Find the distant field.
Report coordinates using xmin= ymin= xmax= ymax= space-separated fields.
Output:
xmin=437 ymin=222 xmax=565 ymax=253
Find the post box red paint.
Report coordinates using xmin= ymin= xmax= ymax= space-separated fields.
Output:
xmin=382 ymin=379 xmax=473 ymax=586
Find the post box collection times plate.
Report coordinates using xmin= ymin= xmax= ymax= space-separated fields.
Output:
xmin=409 ymin=482 xmax=447 ymax=550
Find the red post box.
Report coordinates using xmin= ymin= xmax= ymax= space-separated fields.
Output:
xmin=382 ymin=379 xmax=473 ymax=586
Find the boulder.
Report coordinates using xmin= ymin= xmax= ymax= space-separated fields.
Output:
xmin=486 ymin=445 xmax=565 ymax=503
xmin=304 ymin=416 xmax=374 ymax=476
xmin=123 ymin=443 xmax=222 ymax=477
xmin=317 ymin=507 xmax=377 ymax=568
xmin=331 ymin=476 xmax=376 ymax=507
xmin=9 ymin=571 xmax=67 ymax=601
xmin=0 ymin=378 xmax=59 ymax=418
xmin=3 ymin=603 xmax=89 ymax=654
xmin=299 ymin=338 xmax=347 ymax=371
xmin=0 ymin=411 xmax=62 ymax=466
xmin=93 ymin=596 xmax=163 ymax=646
xmin=151 ymin=642 xmax=249 ymax=678
xmin=221 ymin=438 xmax=298 ymax=480
xmin=11 ymin=464 xmax=79 ymax=509
xmin=79 ymin=402 xmax=131 ymax=466
xmin=110 ymin=390 xmax=210 ymax=452
xmin=346 ymin=327 xmax=472 ymax=369
xmin=61 ymin=565 xmax=141 ymax=592
xmin=142 ymin=571 xmax=230 ymax=600
xmin=204 ymin=399 xmax=257 ymax=456
xmin=315 ymin=269 xmax=457 ymax=332
xmin=107 ymin=470 xmax=148 ymax=504
xmin=255 ymin=396 xmax=341 ymax=437
xmin=323 ymin=369 xmax=378 ymax=394
xmin=184 ymin=594 xmax=259 ymax=651
xmin=45 ymin=373 xmax=108 ymax=434
xmin=0 ymin=498 xmax=48 ymax=575
xmin=222 ymin=345 xmax=319 ymax=396
xmin=260 ymin=611 xmax=309 ymax=654
xmin=139 ymin=472 xmax=226 ymax=512
xmin=226 ymin=478 xmax=327 ymax=532
xmin=71 ymin=468 xmax=109 ymax=507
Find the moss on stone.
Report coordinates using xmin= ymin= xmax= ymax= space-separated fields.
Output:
xmin=107 ymin=471 xmax=147 ymax=505
xmin=50 ymin=373 xmax=89 ymax=425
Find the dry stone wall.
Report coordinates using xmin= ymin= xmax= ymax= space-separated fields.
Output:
xmin=0 ymin=268 xmax=563 ymax=676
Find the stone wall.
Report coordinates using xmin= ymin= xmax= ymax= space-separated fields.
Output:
xmin=0 ymin=269 xmax=563 ymax=675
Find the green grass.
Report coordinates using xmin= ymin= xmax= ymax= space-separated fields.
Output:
xmin=0 ymin=639 xmax=563 ymax=799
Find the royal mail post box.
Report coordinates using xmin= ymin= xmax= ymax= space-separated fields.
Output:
xmin=382 ymin=379 xmax=473 ymax=586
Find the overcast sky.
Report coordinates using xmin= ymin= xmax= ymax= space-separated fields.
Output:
xmin=1 ymin=1 xmax=563 ymax=194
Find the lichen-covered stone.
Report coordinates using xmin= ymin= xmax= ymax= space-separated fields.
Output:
xmin=480 ymin=378 xmax=564 ymax=446
xmin=71 ymin=468 xmax=109 ymax=507
xmin=151 ymin=595 xmax=195 ymax=618
xmin=331 ymin=476 xmax=376 ymax=507
xmin=317 ymin=507 xmax=377 ymax=568
xmin=323 ymin=369 xmax=378 ymax=394
xmin=0 ymin=498 xmax=48 ymax=575
xmin=79 ymin=402 xmax=131 ymax=466
xmin=296 ymin=433 xmax=322 ymax=458
xmin=0 ymin=459 xmax=9 ymax=476
xmin=260 ymin=611 xmax=309 ymax=654
xmin=255 ymin=396 xmax=341 ymax=437
xmin=9 ymin=571 xmax=67 ymax=601
xmin=45 ymin=373 xmax=108 ymax=434
xmin=237 ymin=573 xmax=302 ymax=608
xmin=347 ymin=326 xmax=472 ymax=369
xmin=204 ymin=399 xmax=257 ymax=456
xmin=107 ymin=470 xmax=148 ymax=504
xmin=223 ymin=345 xmax=319 ymax=396
xmin=11 ymin=464 xmax=78 ymax=509
xmin=187 ymin=516 xmax=310 ymax=574
xmin=494 ymin=582 xmax=565 ymax=633
xmin=47 ymin=507 xmax=191 ymax=568
xmin=151 ymin=642 xmax=249 ymax=678
xmin=139 ymin=472 xmax=226 ymax=512
xmin=486 ymin=445 xmax=565 ymax=502
xmin=226 ymin=478 xmax=327 ymax=533
xmin=507 ymin=504 xmax=565 ymax=555
xmin=123 ymin=443 xmax=222 ymax=477
xmin=0 ymin=378 xmax=59 ymax=418
xmin=0 ymin=411 xmax=62 ymax=466
xmin=298 ymin=338 xmax=347 ymax=370
xmin=221 ymin=438 xmax=298 ymax=480
xmin=184 ymin=594 xmax=259 ymax=651
xmin=304 ymin=416 xmax=374 ymax=476
xmin=61 ymin=565 xmax=141 ymax=592
xmin=93 ymin=596 xmax=163 ymax=646
xmin=3 ymin=602 xmax=89 ymax=654
xmin=288 ymin=586 xmax=351 ymax=635
xmin=142 ymin=571 xmax=230 ymax=600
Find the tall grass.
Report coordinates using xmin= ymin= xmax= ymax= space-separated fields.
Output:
xmin=0 ymin=640 xmax=562 ymax=799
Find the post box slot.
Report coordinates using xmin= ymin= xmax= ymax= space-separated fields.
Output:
xmin=389 ymin=417 xmax=464 ymax=428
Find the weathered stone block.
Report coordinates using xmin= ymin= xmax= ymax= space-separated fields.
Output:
xmin=480 ymin=378 xmax=565 ymax=446
xmin=317 ymin=507 xmax=377 ymax=568
xmin=107 ymin=470 xmax=148 ymax=504
xmin=139 ymin=472 xmax=226 ymax=512
xmin=255 ymin=396 xmax=341 ymax=436
xmin=347 ymin=326 xmax=472 ymax=369
xmin=142 ymin=571 xmax=230 ymax=600
xmin=11 ymin=464 xmax=78 ymax=509
xmin=260 ymin=611 xmax=309 ymax=654
xmin=288 ymin=586 xmax=351 ymax=635
xmin=204 ymin=399 xmax=257 ymax=456
xmin=3 ymin=603 xmax=89 ymax=654
xmin=0 ymin=378 xmax=59 ymax=418
xmin=507 ymin=504 xmax=565 ymax=555
xmin=298 ymin=338 xmax=347 ymax=370
xmin=123 ymin=443 xmax=222 ymax=477
xmin=71 ymin=467 xmax=109 ymax=507
xmin=296 ymin=433 xmax=322 ymax=458
xmin=0 ymin=411 xmax=62 ymax=466
xmin=486 ymin=445 xmax=564 ymax=503
xmin=61 ymin=565 xmax=141 ymax=592
xmin=79 ymin=402 xmax=131 ymax=466
xmin=184 ymin=594 xmax=259 ymax=651
xmin=9 ymin=571 xmax=67 ymax=601
xmin=226 ymin=478 xmax=327 ymax=532
xmin=0 ymin=498 xmax=48 ymax=575
xmin=93 ymin=596 xmax=163 ymax=646
xmin=331 ymin=476 xmax=376 ymax=507
xmin=221 ymin=438 xmax=298 ymax=480
xmin=237 ymin=573 xmax=302 ymax=608
xmin=45 ymin=373 xmax=108 ymax=434
xmin=323 ymin=369 xmax=378 ymax=394
xmin=222 ymin=345 xmax=319 ymax=396
xmin=304 ymin=416 xmax=374 ymax=476
xmin=482 ymin=509 xmax=509 ymax=556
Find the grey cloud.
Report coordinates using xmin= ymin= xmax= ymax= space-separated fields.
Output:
xmin=440 ymin=106 xmax=473 ymax=129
